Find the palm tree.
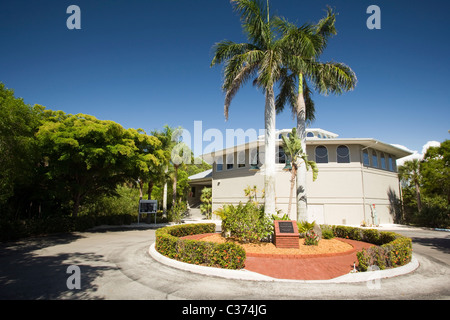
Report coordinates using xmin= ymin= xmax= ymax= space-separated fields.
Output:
xmin=281 ymin=128 xmax=318 ymax=217
xmin=151 ymin=125 xmax=177 ymax=214
xmin=275 ymin=8 xmax=357 ymax=221
xmin=398 ymin=159 xmax=422 ymax=213
xmin=211 ymin=0 xmax=285 ymax=215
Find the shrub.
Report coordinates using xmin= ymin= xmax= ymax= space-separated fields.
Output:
xmin=321 ymin=225 xmax=335 ymax=239
xmin=155 ymin=223 xmax=246 ymax=269
xmin=297 ymin=220 xmax=315 ymax=235
xmin=330 ymin=225 xmax=412 ymax=271
xmin=304 ymin=230 xmax=319 ymax=246
xmin=0 ymin=213 xmax=136 ymax=242
xmin=215 ymin=202 xmax=272 ymax=243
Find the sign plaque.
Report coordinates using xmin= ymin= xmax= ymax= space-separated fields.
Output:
xmin=138 ymin=200 xmax=157 ymax=224
xmin=274 ymin=220 xmax=299 ymax=249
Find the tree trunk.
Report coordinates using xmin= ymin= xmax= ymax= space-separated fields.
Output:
xmin=72 ymin=192 xmax=81 ymax=218
xmin=172 ymin=165 xmax=178 ymax=207
xmin=147 ymin=180 xmax=154 ymax=200
xmin=138 ymin=179 xmax=144 ymax=200
xmin=415 ymin=182 xmax=422 ymax=212
xmin=264 ymin=86 xmax=276 ymax=216
xmin=287 ymin=166 xmax=297 ymax=218
xmin=296 ymin=73 xmax=309 ymax=222
xmin=163 ymin=165 xmax=168 ymax=215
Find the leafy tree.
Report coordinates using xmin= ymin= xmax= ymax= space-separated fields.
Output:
xmin=36 ymin=111 xmax=160 ymax=217
xmin=281 ymin=128 xmax=317 ymax=217
xmin=275 ymin=8 xmax=357 ymax=221
xmin=211 ymin=0 xmax=288 ymax=215
xmin=0 ymin=84 xmax=41 ymax=213
xmin=398 ymin=159 xmax=422 ymax=212
xmin=421 ymin=140 xmax=450 ymax=205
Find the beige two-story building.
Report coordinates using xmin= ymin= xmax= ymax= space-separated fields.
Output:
xmin=188 ymin=128 xmax=412 ymax=226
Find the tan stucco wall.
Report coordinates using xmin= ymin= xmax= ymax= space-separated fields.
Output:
xmin=209 ymin=143 xmax=402 ymax=225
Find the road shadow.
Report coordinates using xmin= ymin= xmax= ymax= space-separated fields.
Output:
xmin=0 ymin=233 xmax=114 ymax=299
xmin=410 ymin=235 xmax=450 ymax=255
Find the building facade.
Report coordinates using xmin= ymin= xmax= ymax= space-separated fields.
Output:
xmin=188 ymin=129 xmax=412 ymax=226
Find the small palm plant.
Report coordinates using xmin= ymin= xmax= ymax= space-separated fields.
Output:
xmin=281 ymin=128 xmax=318 ymax=217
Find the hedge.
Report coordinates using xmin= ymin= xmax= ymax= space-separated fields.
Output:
xmin=155 ymin=223 xmax=246 ymax=270
xmin=330 ymin=225 xmax=412 ymax=271
xmin=0 ymin=214 xmax=135 ymax=242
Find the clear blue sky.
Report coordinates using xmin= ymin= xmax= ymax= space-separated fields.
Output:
xmin=1 ymin=0 xmax=449 ymax=157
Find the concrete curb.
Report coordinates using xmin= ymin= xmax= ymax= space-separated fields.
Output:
xmin=148 ymin=243 xmax=420 ymax=283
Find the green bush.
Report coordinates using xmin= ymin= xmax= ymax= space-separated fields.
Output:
xmin=320 ymin=225 xmax=335 ymax=239
xmin=0 ymin=213 xmax=135 ymax=242
xmin=330 ymin=225 xmax=412 ymax=271
xmin=297 ymin=220 xmax=315 ymax=234
xmin=215 ymin=202 xmax=272 ymax=243
xmin=304 ymin=230 xmax=319 ymax=246
xmin=155 ymin=223 xmax=246 ymax=269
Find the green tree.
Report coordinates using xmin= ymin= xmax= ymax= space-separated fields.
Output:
xmin=36 ymin=111 xmax=160 ymax=217
xmin=275 ymin=8 xmax=357 ymax=221
xmin=0 ymin=84 xmax=41 ymax=212
xmin=421 ymin=140 xmax=450 ymax=206
xmin=281 ymin=128 xmax=317 ymax=217
xmin=399 ymin=159 xmax=423 ymax=213
xmin=211 ymin=0 xmax=287 ymax=215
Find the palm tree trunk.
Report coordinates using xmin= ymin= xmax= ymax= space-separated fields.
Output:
xmin=264 ymin=86 xmax=277 ymax=216
xmin=287 ymin=166 xmax=297 ymax=217
xmin=415 ymin=182 xmax=422 ymax=212
xmin=296 ymin=73 xmax=308 ymax=222
xmin=163 ymin=165 xmax=168 ymax=216
xmin=173 ymin=165 xmax=178 ymax=207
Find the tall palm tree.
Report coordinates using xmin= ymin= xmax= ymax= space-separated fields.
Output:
xmin=211 ymin=0 xmax=285 ymax=215
xmin=281 ymin=128 xmax=318 ymax=217
xmin=275 ymin=8 xmax=357 ymax=221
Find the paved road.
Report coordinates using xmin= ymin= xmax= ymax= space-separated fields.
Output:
xmin=0 ymin=225 xmax=449 ymax=300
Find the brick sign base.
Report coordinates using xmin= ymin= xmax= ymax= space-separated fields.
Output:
xmin=274 ymin=220 xmax=299 ymax=249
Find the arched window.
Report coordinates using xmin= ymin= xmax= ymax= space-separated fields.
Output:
xmin=337 ymin=145 xmax=350 ymax=163
xmin=363 ymin=149 xmax=370 ymax=166
xmin=372 ymin=150 xmax=378 ymax=168
xmin=307 ymin=132 xmax=314 ymax=138
xmin=315 ymin=146 xmax=328 ymax=163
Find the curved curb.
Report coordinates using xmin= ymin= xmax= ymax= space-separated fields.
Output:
xmin=149 ymin=243 xmax=274 ymax=281
xmin=148 ymin=243 xmax=420 ymax=283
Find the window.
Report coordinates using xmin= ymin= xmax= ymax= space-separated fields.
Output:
xmin=380 ymin=153 xmax=386 ymax=169
xmin=276 ymin=147 xmax=286 ymax=164
xmin=226 ymin=154 xmax=234 ymax=170
xmin=307 ymin=132 xmax=315 ymax=138
xmin=363 ymin=149 xmax=370 ymax=166
xmin=216 ymin=156 xmax=223 ymax=172
xmin=315 ymin=146 xmax=328 ymax=163
xmin=337 ymin=145 xmax=350 ymax=163
xmin=372 ymin=150 xmax=378 ymax=168
xmin=388 ymin=155 xmax=396 ymax=172
xmin=237 ymin=151 xmax=246 ymax=168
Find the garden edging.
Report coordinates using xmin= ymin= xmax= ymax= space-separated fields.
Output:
xmin=149 ymin=242 xmax=420 ymax=283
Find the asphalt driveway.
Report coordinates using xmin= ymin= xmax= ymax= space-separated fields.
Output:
xmin=0 ymin=225 xmax=449 ymax=300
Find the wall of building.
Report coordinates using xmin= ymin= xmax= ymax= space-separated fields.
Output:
xmin=209 ymin=143 xmax=401 ymax=225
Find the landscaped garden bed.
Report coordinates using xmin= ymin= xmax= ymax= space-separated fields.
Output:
xmin=190 ymin=233 xmax=356 ymax=258
xmin=154 ymin=221 xmax=413 ymax=272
